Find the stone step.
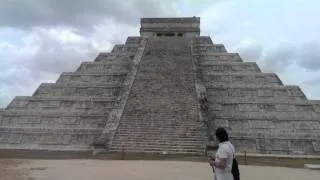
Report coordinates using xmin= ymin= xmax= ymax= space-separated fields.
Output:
xmin=95 ymin=54 xmax=135 ymax=64
xmin=192 ymin=44 xmax=227 ymax=54
xmin=197 ymin=53 xmax=242 ymax=62
xmin=125 ymin=36 xmax=142 ymax=45
xmin=94 ymin=52 xmax=112 ymax=62
xmin=230 ymin=131 xmax=320 ymax=140
xmin=193 ymin=36 xmax=213 ymax=44
xmin=33 ymin=83 xmax=122 ymax=97
xmin=110 ymin=147 xmax=203 ymax=154
xmin=231 ymin=138 xmax=319 ymax=154
xmin=0 ymin=127 xmax=103 ymax=133
xmin=114 ymin=133 xmax=202 ymax=138
xmin=117 ymin=125 xmax=202 ymax=130
xmin=117 ymin=122 xmax=202 ymax=127
xmin=56 ymin=72 xmax=127 ymax=84
xmin=111 ymin=140 xmax=203 ymax=145
xmin=209 ymin=102 xmax=319 ymax=113
xmin=117 ymin=127 xmax=202 ymax=131
xmin=216 ymin=119 xmax=320 ymax=132
xmin=6 ymin=96 xmax=117 ymax=111
xmin=206 ymin=84 xmax=307 ymax=100
xmin=111 ymin=44 xmax=139 ymax=54
xmin=112 ymin=144 xmax=203 ymax=150
xmin=110 ymin=149 xmax=204 ymax=155
xmin=112 ymin=140 xmax=203 ymax=146
xmin=0 ymin=144 xmax=91 ymax=151
xmin=76 ymin=62 xmax=131 ymax=73
xmin=304 ymin=164 xmax=320 ymax=170
xmin=207 ymin=97 xmax=317 ymax=105
xmin=211 ymin=110 xmax=319 ymax=121
xmin=0 ymin=127 xmax=102 ymax=146
xmin=200 ymin=62 xmax=261 ymax=73
xmin=1 ymin=110 xmax=109 ymax=116
xmin=114 ymin=135 xmax=202 ymax=141
xmin=0 ymin=112 xmax=108 ymax=129
xmin=203 ymin=72 xmax=282 ymax=85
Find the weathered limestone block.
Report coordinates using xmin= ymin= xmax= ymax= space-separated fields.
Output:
xmin=6 ymin=96 xmax=116 ymax=111
xmin=201 ymin=62 xmax=261 ymax=73
xmin=193 ymin=36 xmax=213 ymax=45
xmin=193 ymin=44 xmax=227 ymax=54
xmin=0 ymin=133 xmax=22 ymax=144
xmin=231 ymin=131 xmax=320 ymax=141
xmin=111 ymin=44 xmax=139 ymax=54
xmin=94 ymin=52 xmax=111 ymax=62
xmin=0 ymin=127 xmax=102 ymax=147
xmin=56 ymin=72 xmax=127 ymax=84
xmin=1 ymin=114 xmax=107 ymax=128
xmin=211 ymin=103 xmax=317 ymax=113
xmin=125 ymin=36 xmax=142 ymax=45
xmin=33 ymin=83 xmax=122 ymax=97
xmin=230 ymin=138 xmax=258 ymax=153
xmin=204 ymin=73 xmax=282 ymax=86
xmin=199 ymin=53 xmax=243 ymax=62
xmin=39 ymin=135 xmax=72 ymax=145
xmin=231 ymin=137 xmax=316 ymax=154
xmin=76 ymin=62 xmax=129 ymax=73
xmin=209 ymin=97 xmax=312 ymax=105
xmin=222 ymin=119 xmax=320 ymax=131
xmin=206 ymin=85 xmax=307 ymax=100
xmin=212 ymin=110 xmax=318 ymax=121
xmin=312 ymin=141 xmax=320 ymax=152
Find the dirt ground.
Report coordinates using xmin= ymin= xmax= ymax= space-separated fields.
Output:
xmin=0 ymin=159 xmax=319 ymax=180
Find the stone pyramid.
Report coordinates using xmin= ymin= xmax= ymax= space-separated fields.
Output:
xmin=0 ymin=17 xmax=319 ymax=155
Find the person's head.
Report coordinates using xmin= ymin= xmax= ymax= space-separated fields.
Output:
xmin=215 ymin=127 xmax=229 ymax=143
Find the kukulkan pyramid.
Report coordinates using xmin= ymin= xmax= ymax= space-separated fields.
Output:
xmin=0 ymin=17 xmax=319 ymax=155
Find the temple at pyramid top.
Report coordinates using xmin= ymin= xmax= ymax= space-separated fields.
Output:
xmin=140 ymin=17 xmax=200 ymax=37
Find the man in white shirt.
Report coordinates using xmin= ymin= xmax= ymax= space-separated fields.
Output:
xmin=209 ymin=128 xmax=235 ymax=180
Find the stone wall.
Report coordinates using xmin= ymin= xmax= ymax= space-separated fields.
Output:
xmin=0 ymin=36 xmax=143 ymax=151
xmin=193 ymin=36 xmax=320 ymax=155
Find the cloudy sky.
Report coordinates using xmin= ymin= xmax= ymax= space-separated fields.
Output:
xmin=0 ymin=0 xmax=320 ymax=107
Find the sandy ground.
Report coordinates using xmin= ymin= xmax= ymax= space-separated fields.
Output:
xmin=1 ymin=159 xmax=319 ymax=180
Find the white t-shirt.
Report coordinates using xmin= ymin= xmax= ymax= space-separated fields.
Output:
xmin=213 ymin=141 xmax=235 ymax=180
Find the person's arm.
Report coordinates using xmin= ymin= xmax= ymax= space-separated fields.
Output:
xmin=213 ymin=158 xmax=227 ymax=169
xmin=213 ymin=146 xmax=228 ymax=169
xmin=208 ymin=157 xmax=215 ymax=166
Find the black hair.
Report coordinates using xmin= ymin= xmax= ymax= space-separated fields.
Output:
xmin=215 ymin=127 xmax=229 ymax=142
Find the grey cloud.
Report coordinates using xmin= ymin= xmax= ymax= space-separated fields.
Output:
xmin=303 ymin=77 xmax=320 ymax=86
xmin=237 ymin=44 xmax=263 ymax=62
xmin=235 ymin=41 xmax=320 ymax=73
xmin=259 ymin=42 xmax=320 ymax=73
xmin=259 ymin=45 xmax=297 ymax=73
xmin=0 ymin=30 xmax=97 ymax=108
xmin=28 ymin=37 xmax=96 ymax=74
xmin=0 ymin=0 xmax=178 ymax=30
xmin=296 ymin=42 xmax=320 ymax=71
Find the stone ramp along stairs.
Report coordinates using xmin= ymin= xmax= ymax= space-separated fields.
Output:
xmin=0 ymin=17 xmax=319 ymax=156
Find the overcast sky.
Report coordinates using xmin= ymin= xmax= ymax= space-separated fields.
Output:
xmin=0 ymin=0 xmax=320 ymax=107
